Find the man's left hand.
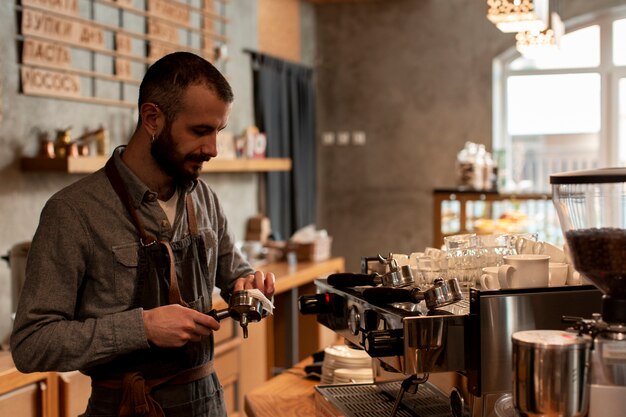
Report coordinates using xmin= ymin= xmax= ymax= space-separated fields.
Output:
xmin=233 ymin=270 xmax=275 ymax=299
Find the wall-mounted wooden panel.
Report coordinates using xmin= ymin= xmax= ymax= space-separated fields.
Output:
xmin=258 ymin=0 xmax=301 ymax=62
xmin=15 ymin=0 xmax=229 ymax=107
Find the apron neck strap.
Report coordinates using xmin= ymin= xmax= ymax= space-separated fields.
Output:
xmin=185 ymin=193 xmax=198 ymax=235
xmin=105 ymin=157 xmax=157 ymax=246
xmin=160 ymin=240 xmax=188 ymax=306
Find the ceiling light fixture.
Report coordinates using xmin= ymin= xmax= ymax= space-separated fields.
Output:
xmin=487 ymin=0 xmax=549 ymax=33
xmin=515 ymin=11 xmax=564 ymax=59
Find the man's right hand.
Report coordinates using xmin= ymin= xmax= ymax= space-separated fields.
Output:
xmin=142 ymin=304 xmax=220 ymax=348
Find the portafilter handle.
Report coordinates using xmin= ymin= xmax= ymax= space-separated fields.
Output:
xmin=361 ymin=287 xmax=424 ymax=304
xmin=361 ymin=278 xmax=463 ymax=310
xmin=327 ymin=273 xmax=382 ymax=287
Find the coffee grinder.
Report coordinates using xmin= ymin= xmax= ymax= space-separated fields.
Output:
xmin=551 ymin=168 xmax=626 ymax=417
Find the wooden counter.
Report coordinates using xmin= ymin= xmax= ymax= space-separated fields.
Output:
xmin=245 ymin=357 xmax=317 ymax=417
xmin=261 ymin=257 xmax=345 ymax=295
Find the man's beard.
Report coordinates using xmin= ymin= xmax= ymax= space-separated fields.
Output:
xmin=150 ymin=126 xmax=209 ymax=187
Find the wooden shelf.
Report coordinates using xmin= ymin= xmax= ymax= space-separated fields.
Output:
xmin=20 ymin=156 xmax=292 ymax=174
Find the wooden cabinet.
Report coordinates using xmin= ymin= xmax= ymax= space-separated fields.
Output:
xmin=0 ymin=353 xmax=90 ymax=417
xmin=213 ymin=317 xmax=243 ymax=417
xmin=57 ymin=372 xmax=91 ymax=417
xmin=0 ymin=383 xmax=51 ymax=417
xmin=432 ymin=188 xmax=559 ymax=248
xmin=0 ymin=353 xmax=59 ymax=417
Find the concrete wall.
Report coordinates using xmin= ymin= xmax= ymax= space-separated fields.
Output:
xmin=313 ymin=0 xmax=626 ymax=272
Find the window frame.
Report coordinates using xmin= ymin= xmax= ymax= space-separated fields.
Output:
xmin=493 ymin=5 xmax=626 ymax=190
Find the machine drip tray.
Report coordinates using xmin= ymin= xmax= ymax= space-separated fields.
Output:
xmin=315 ymin=380 xmax=455 ymax=417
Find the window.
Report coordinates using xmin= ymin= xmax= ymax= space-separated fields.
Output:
xmin=493 ymin=5 xmax=626 ymax=193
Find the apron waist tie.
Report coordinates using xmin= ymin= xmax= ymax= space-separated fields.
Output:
xmin=91 ymin=361 xmax=215 ymax=417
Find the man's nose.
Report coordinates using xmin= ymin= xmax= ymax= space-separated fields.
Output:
xmin=200 ymin=132 xmax=218 ymax=157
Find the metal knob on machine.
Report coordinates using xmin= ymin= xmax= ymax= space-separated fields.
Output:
xmin=363 ymin=329 xmax=404 ymax=357
xmin=298 ymin=292 xmax=343 ymax=315
xmin=207 ymin=290 xmax=265 ymax=338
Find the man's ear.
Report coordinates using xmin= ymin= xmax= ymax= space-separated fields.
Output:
xmin=139 ymin=102 xmax=162 ymax=136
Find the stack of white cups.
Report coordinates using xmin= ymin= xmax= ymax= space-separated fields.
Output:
xmin=320 ymin=345 xmax=373 ymax=385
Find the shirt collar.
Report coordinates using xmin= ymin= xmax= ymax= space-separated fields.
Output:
xmin=112 ymin=146 xmax=198 ymax=208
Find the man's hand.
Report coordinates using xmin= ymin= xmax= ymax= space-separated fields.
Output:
xmin=142 ymin=304 xmax=219 ymax=348
xmin=233 ymin=270 xmax=276 ymax=298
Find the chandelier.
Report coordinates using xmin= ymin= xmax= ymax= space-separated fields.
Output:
xmin=487 ymin=0 xmax=549 ymax=33
xmin=515 ymin=12 xmax=564 ymax=59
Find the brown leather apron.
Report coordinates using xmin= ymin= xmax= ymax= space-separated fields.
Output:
xmin=84 ymin=157 xmax=225 ymax=417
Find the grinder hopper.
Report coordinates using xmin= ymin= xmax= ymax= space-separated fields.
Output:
xmin=551 ymin=168 xmax=626 ymax=322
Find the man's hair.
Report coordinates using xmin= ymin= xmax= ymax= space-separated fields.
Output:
xmin=138 ymin=52 xmax=233 ymax=125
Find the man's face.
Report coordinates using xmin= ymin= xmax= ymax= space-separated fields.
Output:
xmin=151 ymin=84 xmax=231 ymax=185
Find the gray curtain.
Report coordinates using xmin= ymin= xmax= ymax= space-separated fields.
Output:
xmin=248 ymin=51 xmax=316 ymax=240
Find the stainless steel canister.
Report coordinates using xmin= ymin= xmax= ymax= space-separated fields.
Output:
xmin=512 ymin=330 xmax=591 ymax=417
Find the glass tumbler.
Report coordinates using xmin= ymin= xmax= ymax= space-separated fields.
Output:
xmin=416 ymin=255 xmax=446 ymax=285
xmin=446 ymin=247 xmax=481 ymax=289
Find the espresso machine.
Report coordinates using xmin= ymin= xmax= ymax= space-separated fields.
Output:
xmin=551 ymin=167 xmax=626 ymax=417
xmin=299 ymin=254 xmax=602 ymax=417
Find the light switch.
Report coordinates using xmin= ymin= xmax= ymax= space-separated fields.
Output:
xmin=321 ymin=132 xmax=335 ymax=146
xmin=337 ymin=132 xmax=350 ymax=146
xmin=352 ymin=131 xmax=366 ymax=146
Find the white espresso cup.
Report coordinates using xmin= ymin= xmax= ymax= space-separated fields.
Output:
xmin=498 ymin=254 xmax=550 ymax=289
xmin=480 ymin=266 xmax=500 ymax=290
xmin=549 ymin=262 xmax=568 ymax=287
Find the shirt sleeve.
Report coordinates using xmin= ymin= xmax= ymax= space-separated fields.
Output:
xmin=10 ymin=198 xmax=150 ymax=373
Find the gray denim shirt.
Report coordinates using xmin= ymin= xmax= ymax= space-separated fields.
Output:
xmin=10 ymin=148 xmax=253 ymax=373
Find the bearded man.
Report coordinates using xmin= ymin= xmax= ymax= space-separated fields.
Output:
xmin=11 ymin=52 xmax=274 ymax=417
